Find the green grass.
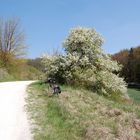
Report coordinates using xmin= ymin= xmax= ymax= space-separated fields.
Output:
xmin=128 ymin=88 xmax=140 ymax=104
xmin=0 ymin=63 xmax=43 ymax=82
xmin=26 ymin=81 xmax=140 ymax=140
xmin=26 ymin=81 xmax=84 ymax=140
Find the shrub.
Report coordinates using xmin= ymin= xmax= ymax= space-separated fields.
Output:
xmin=0 ymin=68 xmax=14 ymax=81
xmin=42 ymin=27 xmax=127 ymax=97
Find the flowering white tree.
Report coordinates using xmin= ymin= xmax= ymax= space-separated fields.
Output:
xmin=42 ymin=27 xmax=127 ymax=97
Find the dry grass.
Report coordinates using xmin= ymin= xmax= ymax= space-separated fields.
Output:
xmin=59 ymin=87 xmax=140 ymax=140
xmin=26 ymin=81 xmax=140 ymax=140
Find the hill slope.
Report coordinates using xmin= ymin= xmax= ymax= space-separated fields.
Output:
xmin=26 ymin=81 xmax=140 ymax=140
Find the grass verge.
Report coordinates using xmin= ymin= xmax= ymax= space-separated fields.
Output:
xmin=26 ymin=81 xmax=140 ymax=140
xmin=128 ymin=88 xmax=140 ymax=104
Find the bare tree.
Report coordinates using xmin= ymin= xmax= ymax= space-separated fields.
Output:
xmin=0 ymin=18 xmax=26 ymax=66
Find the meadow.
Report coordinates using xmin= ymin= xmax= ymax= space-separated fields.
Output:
xmin=128 ymin=88 xmax=140 ymax=104
xmin=26 ymin=81 xmax=140 ymax=140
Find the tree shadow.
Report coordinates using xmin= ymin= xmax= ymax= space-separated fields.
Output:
xmin=136 ymin=88 xmax=140 ymax=92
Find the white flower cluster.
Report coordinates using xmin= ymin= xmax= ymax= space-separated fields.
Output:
xmin=97 ymin=70 xmax=127 ymax=96
xmin=63 ymin=27 xmax=103 ymax=54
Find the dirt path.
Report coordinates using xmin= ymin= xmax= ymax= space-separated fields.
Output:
xmin=0 ymin=81 xmax=34 ymax=140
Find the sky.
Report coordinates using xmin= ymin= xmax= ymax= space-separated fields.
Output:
xmin=0 ymin=0 xmax=140 ymax=58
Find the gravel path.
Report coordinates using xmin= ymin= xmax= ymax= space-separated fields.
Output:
xmin=0 ymin=81 xmax=34 ymax=140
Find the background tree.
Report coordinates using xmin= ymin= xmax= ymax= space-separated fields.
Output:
xmin=112 ymin=46 xmax=140 ymax=83
xmin=112 ymin=49 xmax=129 ymax=80
xmin=127 ymin=48 xmax=134 ymax=82
xmin=0 ymin=18 xmax=43 ymax=81
xmin=133 ymin=47 xmax=140 ymax=82
xmin=27 ymin=58 xmax=45 ymax=72
xmin=0 ymin=18 xmax=26 ymax=66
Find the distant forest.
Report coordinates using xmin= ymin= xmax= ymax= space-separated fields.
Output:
xmin=112 ymin=46 xmax=140 ymax=83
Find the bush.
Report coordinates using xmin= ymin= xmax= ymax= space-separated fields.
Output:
xmin=42 ymin=27 xmax=127 ymax=97
xmin=0 ymin=68 xmax=14 ymax=81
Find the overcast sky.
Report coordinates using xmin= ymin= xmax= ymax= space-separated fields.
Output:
xmin=0 ymin=0 xmax=140 ymax=58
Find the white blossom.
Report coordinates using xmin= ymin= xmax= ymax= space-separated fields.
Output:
xmin=42 ymin=27 xmax=127 ymax=97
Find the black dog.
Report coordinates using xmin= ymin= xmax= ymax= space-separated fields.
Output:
xmin=46 ymin=78 xmax=61 ymax=95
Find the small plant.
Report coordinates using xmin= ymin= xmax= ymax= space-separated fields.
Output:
xmin=0 ymin=68 xmax=14 ymax=81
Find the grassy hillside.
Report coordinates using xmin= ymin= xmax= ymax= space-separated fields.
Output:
xmin=0 ymin=57 xmax=43 ymax=82
xmin=0 ymin=68 xmax=15 ymax=82
xmin=26 ymin=81 xmax=140 ymax=140
xmin=0 ymin=64 xmax=42 ymax=82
